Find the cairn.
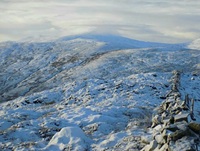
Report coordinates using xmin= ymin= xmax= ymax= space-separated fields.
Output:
xmin=141 ymin=70 xmax=200 ymax=151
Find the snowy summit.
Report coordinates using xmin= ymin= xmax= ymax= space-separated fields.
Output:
xmin=187 ymin=38 xmax=200 ymax=50
xmin=0 ymin=34 xmax=200 ymax=150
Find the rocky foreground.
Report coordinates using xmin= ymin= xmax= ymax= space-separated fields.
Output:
xmin=141 ymin=70 xmax=200 ymax=151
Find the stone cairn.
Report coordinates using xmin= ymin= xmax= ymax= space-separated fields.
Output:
xmin=141 ymin=70 xmax=200 ymax=151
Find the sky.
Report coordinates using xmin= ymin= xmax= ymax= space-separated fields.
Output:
xmin=0 ymin=0 xmax=200 ymax=43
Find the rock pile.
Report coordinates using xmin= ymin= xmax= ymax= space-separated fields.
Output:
xmin=141 ymin=70 xmax=200 ymax=151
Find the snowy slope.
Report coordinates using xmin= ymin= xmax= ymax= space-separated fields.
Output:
xmin=0 ymin=34 xmax=200 ymax=150
xmin=187 ymin=38 xmax=200 ymax=50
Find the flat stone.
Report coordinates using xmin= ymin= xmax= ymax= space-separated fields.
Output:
xmin=153 ymin=131 xmax=160 ymax=138
xmin=141 ymin=140 xmax=158 ymax=151
xmin=166 ymin=124 xmax=179 ymax=132
xmin=155 ymin=134 xmax=165 ymax=144
xmin=176 ymin=121 xmax=188 ymax=131
xmin=181 ymin=101 xmax=189 ymax=110
xmin=141 ymin=140 xmax=157 ymax=151
xmin=161 ymin=112 xmax=168 ymax=120
xmin=153 ymin=124 xmax=163 ymax=133
xmin=175 ymin=109 xmax=181 ymax=115
xmin=141 ymin=135 xmax=153 ymax=144
xmin=166 ymin=97 xmax=174 ymax=103
xmin=149 ymin=140 xmax=157 ymax=150
xmin=162 ymin=119 xmax=170 ymax=126
xmin=174 ymin=113 xmax=189 ymax=123
xmin=162 ymin=129 xmax=172 ymax=141
xmin=151 ymin=115 xmax=161 ymax=128
xmin=162 ymin=103 xmax=168 ymax=110
xmin=159 ymin=143 xmax=169 ymax=151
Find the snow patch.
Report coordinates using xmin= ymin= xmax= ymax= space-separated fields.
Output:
xmin=45 ymin=126 xmax=92 ymax=151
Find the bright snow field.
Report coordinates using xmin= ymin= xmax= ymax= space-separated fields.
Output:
xmin=0 ymin=34 xmax=200 ymax=151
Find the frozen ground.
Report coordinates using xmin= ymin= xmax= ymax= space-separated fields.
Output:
xmin=0 ymin=34 xmax=200 ymax=150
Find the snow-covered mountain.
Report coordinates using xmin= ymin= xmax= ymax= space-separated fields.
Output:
xmin=0 ymin=34 xmax=200 ymax=150
xmin=187 ymin=38 xmax=200 ymax=50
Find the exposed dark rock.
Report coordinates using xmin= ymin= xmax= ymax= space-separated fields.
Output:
xmin=188 ymin=122 xmax=200 ymax=134
xmin=166 ymin=124 xmax=179 ymax=132
xmin=160 ymin=96 xmax=166 ymax=100
xmin=169 ymin=129 xmax=191 ymax=141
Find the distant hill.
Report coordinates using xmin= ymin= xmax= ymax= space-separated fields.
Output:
xmin=187 ymin=38 xmax=200 ymax=50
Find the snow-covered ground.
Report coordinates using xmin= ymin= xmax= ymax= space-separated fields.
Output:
xmin=0 ymin=34 xmax=199 ymax=150
xmin=187 ymin=38 xmax=200 ymax=50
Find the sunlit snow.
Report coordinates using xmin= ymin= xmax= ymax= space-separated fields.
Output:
xmin=0 ymin=34 xmax=200 ymax=150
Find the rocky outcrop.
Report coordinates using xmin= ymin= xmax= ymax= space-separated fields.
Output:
xmin=141 ymin=70 xmax=200 ymax=151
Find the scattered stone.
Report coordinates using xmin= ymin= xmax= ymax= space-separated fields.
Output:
xmin=141 ymin=71 xmax=200 ymax=151
xmin=153 ymin=124 xmax=163 ymax=133
xmin=165 ymin=97 xmax=174 ymax=104
xmin=149 ymin=140 xmax=157 ymax=150
xmin=159 ymin=143 xmax=168 ymax=151
xmin=162 ymin=129 xmax=172 ymax=141
xmin=162 ymin=119 xmax=170 ymax=126
xmin=161 ymin=112 xmax=167 ymax=120
xmin=141 ymin=135 xmax=153 ymax=144
xmin=151 ymin=115 xmax=161 ymax=128
xmin=141 ymin=140 xmax=157 ymax=151
xmin=155 ymin=134 xmax=165 ymax=144
xmin=154 ymin=144 xmax=162 ymax=151
xmin=141 ymin=145 xmax=150 ymax=151
xmin=163 ymin=103 xmax=169 ymax=110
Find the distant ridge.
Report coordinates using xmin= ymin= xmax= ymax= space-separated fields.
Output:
xmin=57 ymin=34 xmax=185 ymax=50
xmin=0 ymin=34 xmax=186 ymax=51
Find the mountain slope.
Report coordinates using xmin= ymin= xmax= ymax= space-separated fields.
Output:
xmin=0 ymin=34 xmax=196 ymax=102
xmin=0 ymin=35 xmax=200 ymax=150
xmin=187 ymin=38 xmax=200 ymax=50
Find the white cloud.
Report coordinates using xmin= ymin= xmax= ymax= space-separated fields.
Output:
xmin=0 ymin=0 xmax=200 ymax=43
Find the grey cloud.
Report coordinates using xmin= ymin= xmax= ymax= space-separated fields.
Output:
xmin=0 ymin=0 xmax=200 ymax=43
